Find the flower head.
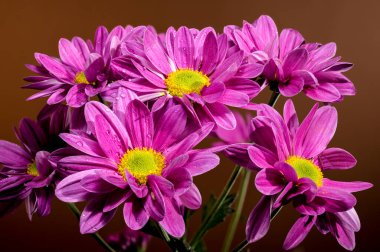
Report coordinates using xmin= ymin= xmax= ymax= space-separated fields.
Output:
xmin=227 ymin=15 xmax=355 ymax=102
xmin=225 ymin=100 xmax=372 ymax=249
xmin=55 ymin=92 xmax=220 ymax=237
xmin=24 ymin=26 xmax=140 ymax=107
xmin=0 ymin=105 xmax=68 ymax=219
xmin=110 ymin=26 xmax=261 ymax=130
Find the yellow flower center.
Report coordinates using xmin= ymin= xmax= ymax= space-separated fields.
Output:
xmin=118 ymin=147 xmax=165 ymax=185
xmin=74 ymin=71 xmax=91 ymax=85
xmin=165 ymin=69 xmax=210 ymax=97
xmin=27 ymin=163 xmax=39 ymax=177
xmin=286 ymin=156 xmax=323 ymax=187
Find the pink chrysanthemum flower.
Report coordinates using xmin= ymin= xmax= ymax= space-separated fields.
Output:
xmin=110 ymin=26 xmax=261 ymax=130
xmin=224 ymin=100 xmax=372 ymax=250
xmin=55 ymin=91 xmax=220 ymax=237
xmin=0 ymin=105 xmax=69 ymax=219
xmin=24 ymin=26 xmax=144 ymax=107
xmin=226 ymin=15 xmax=355 ymax=102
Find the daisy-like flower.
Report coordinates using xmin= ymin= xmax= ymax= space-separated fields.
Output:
xmin=227 ymin=100 xmax=371 ymax=249
xmin=302 ymin=42 xmax=355 ymax=102
xmin=55 ymin=93 xmax=220 ymax=237
xmin=107 ymin=226 xmax=151 ymax=252
xmin=110 ymin=26 xmax=261 ymax=130
xmin=227 ymin=15 xmax=355 ymax=102
xmin=0 ymin=105 xmax=68 ymax=219
xmin=24 ymin=26 xmax=141 ymax=107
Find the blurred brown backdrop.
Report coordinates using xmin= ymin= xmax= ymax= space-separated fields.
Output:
xmin=0 ymin=0 xmax=379 ymax=251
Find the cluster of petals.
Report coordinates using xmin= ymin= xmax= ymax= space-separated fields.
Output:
xmin=226 ymin=15 xmax=355 ymax=102
xmin=24 ymin=26 xmax=145 ymax=107
xmin=109 ymin=26 xmax=261 ymax=130
xmin=0 ymin=15 xmax=369 ymax=251
xmin=55 ymin=92 xmax=220 ymax=237
xmin=0 ymin=105 xmax=69 ymax=218
xmin=222 ymin=100 xmax=372 ymax=250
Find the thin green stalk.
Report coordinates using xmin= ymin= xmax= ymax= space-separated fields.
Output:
xmin=232 ymin=240 xmax=249 ymax=252
xmin=222 ymin=169 xmax=251 ymax=252
xmin=67 ymin=203 xmax=116 ymax=252
xmin=157 ymin=224 xmax=172 ymax=245
xmin=268 ymin=91 xmax=280 ymax=107
xmin=190 ymin=165 xmax=243 ymax=247
xmin=226 ymin=91 xmax=281 ymax=252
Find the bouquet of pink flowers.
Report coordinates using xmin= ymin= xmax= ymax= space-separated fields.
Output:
xmin=0 ymin=15 xmax=372 ymax=252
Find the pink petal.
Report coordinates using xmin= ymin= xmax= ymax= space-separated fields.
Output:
xmin=153 ymin=105 xmax=187 ymax=151
xmin=200 ymin=32 xmax=219 ymax=75
xmin=279 ymin=29 xmax=304 ymax=60
xmin=125 ymin=100 xmax=153 ymax=148
xmin=159 ymin=198 xmax=185 ymax=238
xmin=283 ymin=99 xmax=299 ymax=138
xmin=246 ymin=196 xmax=273 ymax=243
xmin=123 ymin=199 xmax=149 ymax=230
xmin=205 ymin=103 xmax=236 ymax=130
xmin=294 ymin=105 xmax=337 ymax=158
xmin=318 ymin=148 xmax=357 ymax=170
xmin=174 ymin=26 xmax=195 ymax=69
xmin=283 ymin=215 xmax=316 ymax=250
xmin=58 ymin=38 xmax=85 ymax=70
xmin=144 ymin=29 xmax=172 ymax=75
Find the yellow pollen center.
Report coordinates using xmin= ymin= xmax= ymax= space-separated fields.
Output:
xmin=286 ymin=156 xmax=323 ymax=187
xmin=27 ymin=163 xmax=39 ymax=177
xmin=118 ymin=147 xmax=165 ymax=185
xmin=74 ymin=71 xmax=91 ymax=85
xmin=165 ymin=69 xmax=210 ymax=97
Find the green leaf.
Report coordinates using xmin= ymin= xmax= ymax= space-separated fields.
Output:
xmin=202 ymin=194 xmax=236 ymax=230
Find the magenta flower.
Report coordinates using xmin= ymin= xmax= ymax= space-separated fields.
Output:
xmin=55 ymin=95 xmax=220 ymax=237
xmin=110 ymin=26 xmax=261 ymax=130
xmin=107 ymin=226 xmax=151 ymax=252
xmin=24 ymin=26 xmax=138 ymax=107
xmin=226 ymin=100 xmax=371 ymax=249
xmin=227 ymin=15 xmax=355 ymax=102
xmin=0 ymin=105 xmax=68 ymax=219
xmin=302 ymin=42 xmax=355 ymax=102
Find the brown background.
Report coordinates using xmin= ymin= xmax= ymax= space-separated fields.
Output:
xmin=0 ymin=0 xmax=379 ymax=251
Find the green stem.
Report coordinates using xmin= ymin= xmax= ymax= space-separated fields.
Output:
xmin=232 ymin=240 xmax=249 ymax=252
xmin=190 ymin=165 xmax=243 ymax=247
xmin=157 ymin=224 xmax=172 ymax=245
xmin=67 ymin=203 xmax=116 ymax=252
xmin=231 ymin=206 xmax=284 ymax=252
xmin=227 ymin=91 xmax=281 ymax=252
xmin=221 ymin=169 xmax=251 ymax=252
xmin=268 ymin=91 xmax=280 ymax=107
xmin=221 ymin=91 xmax=280 ymax=251
xmin=155 ymin=223 xmax=192 ymax=252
